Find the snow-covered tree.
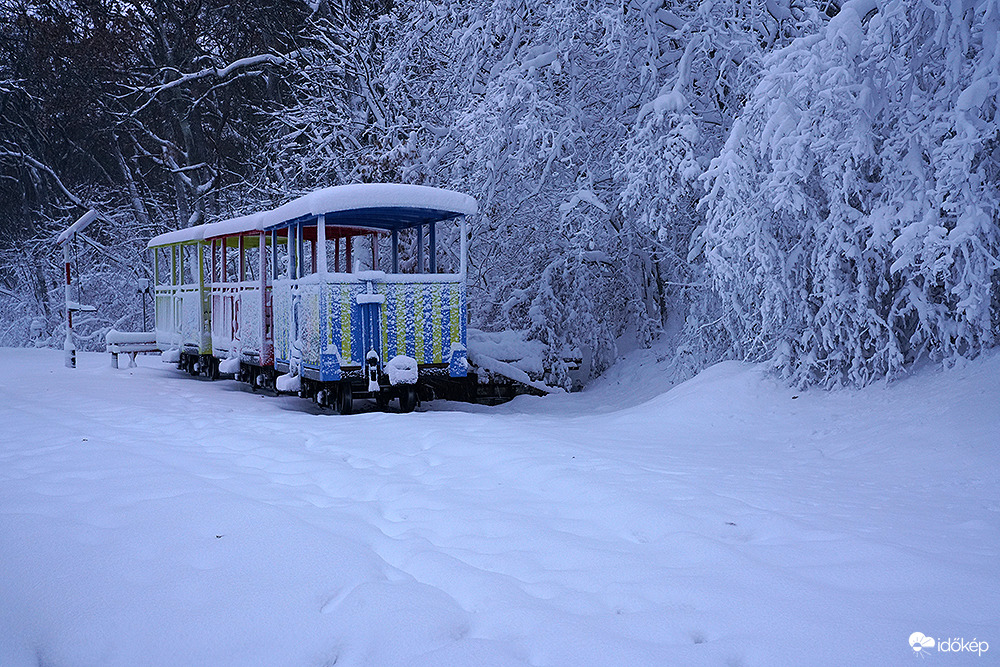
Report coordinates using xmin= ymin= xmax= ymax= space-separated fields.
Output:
xmin=372 ymin=0 xmax=643 ymax=385
xmin=340 ymin=0 xmax=833 ymax=386
xmin=700 ymin=0 xmax=1000 ymax=386
xmin=260 ymin=1 xmax=396 ymax=192
xmin=0 ymin=0 xmax=315 ymax=346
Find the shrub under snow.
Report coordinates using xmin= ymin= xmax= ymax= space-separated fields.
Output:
xmin=699 ymin=0 xmax=1000 ymax=386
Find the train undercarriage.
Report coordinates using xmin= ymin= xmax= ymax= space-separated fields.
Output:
xmin=176 ymin=350 xmax=539 ymax=414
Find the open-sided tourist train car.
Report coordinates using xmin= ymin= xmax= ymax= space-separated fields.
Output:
xmin=147 ymin=183 xmax=477 ymax=413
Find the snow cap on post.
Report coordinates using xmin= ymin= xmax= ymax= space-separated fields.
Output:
xmin=57 ymin=209 xmax=99 ymax=246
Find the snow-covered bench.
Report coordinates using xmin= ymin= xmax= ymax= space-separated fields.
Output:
xmin=106 ymin=330 xmax=160 ymax=369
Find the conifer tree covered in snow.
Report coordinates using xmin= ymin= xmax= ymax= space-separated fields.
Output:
xmin=700 ymin=0 xmax=1000 ymax=386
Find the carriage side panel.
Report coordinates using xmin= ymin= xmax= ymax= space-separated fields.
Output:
xmin=377 ymin=279 xmax=466 ymax=377
xmin=237 ymin=284 xmax=262 ymax=363
xmin=272 ymin=280 xmax=291 ymax=373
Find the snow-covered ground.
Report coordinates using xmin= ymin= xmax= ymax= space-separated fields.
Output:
xmin=1 ymin=346 xmax=997 ymax=666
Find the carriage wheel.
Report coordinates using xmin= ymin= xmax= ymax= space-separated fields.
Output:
xmin=399 ymin=385 xmax=418 ymax=413
xmin=337 ymin=381 xmax=353 ymax=415
xmin=245 ymin=365 xmax=259 ymax=392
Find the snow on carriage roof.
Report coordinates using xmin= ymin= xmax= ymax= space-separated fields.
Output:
xmin=147 ymin=184 xmax=478 ymax=248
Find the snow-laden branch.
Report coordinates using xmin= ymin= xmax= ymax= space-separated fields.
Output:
xmin=75 ymin=231 xmax=146 ymax=273
xmin=128 ymin=51 xmax=297 ymax=117
xmin=0 ymin=286 xmax=24 ymax=301
xmin=0 ymin=78 xmax=25 ymax=95
xmin=142 ymin=52 xmax=292 ymax=98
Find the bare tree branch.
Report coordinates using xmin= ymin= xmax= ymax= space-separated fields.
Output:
xmin=0 ymin=149 xmax=91 ymax=210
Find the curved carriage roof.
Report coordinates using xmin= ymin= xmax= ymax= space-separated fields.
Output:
xmin=147 ymin=183 xmax=478 ymax=248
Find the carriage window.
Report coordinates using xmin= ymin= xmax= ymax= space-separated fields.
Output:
xmin=328 ymin=236 xmax=338 ymax=273
xmin=354 ymin=235 xmax=372 ymax=272
xmin=155 ymin=247 xmax=171 ymax=285
xmin=301 ymin=235 xmax=313 ymax=276
xmin=260 ymin=235 xmax=270 ymax=281
xmin=333 ymin=235 xmax=346 ymax=273
xmin=226 ymin=240 xmax=239 ymax=282
xmin=273 ymin=235 xmax=289 ymax=279
xmin=210 ymin=239 xmax=222 ymax=283
xmin=399 ymin=228 xmax=416 ymax=273
xmin=370 ymin=235 xmax=378 ymax=273
xmin=181 ymin=244 xmax=196 ymax=284
xmin=202 ymin=245 xmax=211 ymax=285
xmin=245 ymin=240 xmax=259 ymax=282
xmin=351 ymin=236 xmax=371 ymax=271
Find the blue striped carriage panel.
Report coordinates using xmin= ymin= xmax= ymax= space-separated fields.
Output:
xmin=339 ymin=283 xmax=353 ymax=364
xmin=320 ymin=284 xmax=342 ymax=380
xmin=372 ymin=281 xmax=464 ymax=373
xmin=336 ymin=283 xmax=357 ymax=365
xmin=430 ymin=284 xmax=442 ymax=363
xmin=379 ymin=283 xmax=410 ymax=360
xmin=318 ymin=283 xmax=350 ymax=379
xmin=379 ymin=283 xmax=413 ymax=361
xmin=443 ymin=282 xmax=456 ymax=364
xmin=347 ymin=284 xmax=366 ymax=367
xmin=378 ymin=283 xmax=391 ymax=360
xmin=450 ymin=282 xmax=467 ymax=377
xmin=316 ymin=283 xmax=334 ymax=380
xmin=403 ymin=284 xmax=416 ymax=358
xmin=315 ymin=282 xmax=374 ymax=378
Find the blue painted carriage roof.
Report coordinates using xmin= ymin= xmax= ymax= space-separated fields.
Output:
xmin=271 ymin=205 xmax=466 ymax=232
xmin=148 ymin=184 xmax=477 ymax=248
xmin=261 ymin=184 xmax=476 ymax=232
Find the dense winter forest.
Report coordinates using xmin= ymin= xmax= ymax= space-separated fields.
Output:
xmin=0 ymin=0 xmax=997 ymax=388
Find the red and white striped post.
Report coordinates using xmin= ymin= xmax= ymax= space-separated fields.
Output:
xmin=63 ymin=239 xmax=74 ymax=368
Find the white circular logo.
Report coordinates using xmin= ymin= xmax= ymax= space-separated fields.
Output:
xmin=910 ymin=632 xmax=935 ymax=652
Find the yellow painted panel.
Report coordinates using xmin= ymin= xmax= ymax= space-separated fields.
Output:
xmin=414 ymin=285 xmax=424 ymax=363
xmin=340 ymin=284 xmax=351 ymax=360
xmin=432 ymin=284 xmax=442 ymax=363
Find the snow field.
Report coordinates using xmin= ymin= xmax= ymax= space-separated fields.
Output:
xmin=1 ymin=347 xmax=998 ymax=666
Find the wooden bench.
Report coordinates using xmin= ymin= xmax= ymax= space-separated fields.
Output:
xmin=106 ymin=330 xmax=160 ymax=368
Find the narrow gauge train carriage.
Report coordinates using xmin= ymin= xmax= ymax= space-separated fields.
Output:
xmin=147 ymin=184 xmax=477 ymax=413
